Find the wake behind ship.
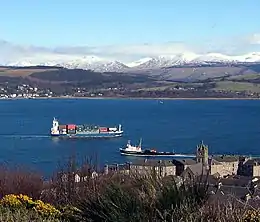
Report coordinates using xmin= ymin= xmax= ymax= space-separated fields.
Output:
xmin=50 ymin=118 xmax=123 ymax=138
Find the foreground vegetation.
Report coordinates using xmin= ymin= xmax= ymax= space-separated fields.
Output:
xmin=0 ymin=157 xmax=260 ymax=222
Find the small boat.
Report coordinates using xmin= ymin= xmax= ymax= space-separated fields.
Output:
xmin=119 ymin=139 xmax=194 ymax=157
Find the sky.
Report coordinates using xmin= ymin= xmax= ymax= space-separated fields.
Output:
xmin=0 ymin=0 xmax=260 ymax=63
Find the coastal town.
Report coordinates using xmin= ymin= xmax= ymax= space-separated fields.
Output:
xmin=1 ymin=82 xmax=260 ymax=99
xmin=61 ymin=141 xmax=260 ymax=202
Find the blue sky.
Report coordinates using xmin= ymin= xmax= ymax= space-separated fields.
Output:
xmin=0 ymin=0 xmax=259 ymax=47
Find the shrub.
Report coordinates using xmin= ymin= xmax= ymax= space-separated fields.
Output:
xmin=1 ymin=194 xmax=23 ymax=208
xmin=243 ymin=209 xmax=260 ymax=222
xmin=72 ymin=174 xmax=210 ymax=222
xmin=0 ymin=206 xmax=62 ymax=222
xmin=0 ymin=165 xmax=43 ymax=199
xmin=0 ymin=194 xmax=61 ymax=219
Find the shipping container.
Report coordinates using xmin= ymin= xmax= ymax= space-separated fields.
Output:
xmin=99 ymin=127 xmax=108 ymax=132
xmin=109 ymin=127 xmax=117 ymax=131
xmin=67 ymin=128 xmax=76 ymax=131
xmin=58 ymin=125 xmax=67 ymax=130
xmin=67 ymin=129 xmax=76 ymax=134
xmin=67 ymin=124 xmax=76 ymax=129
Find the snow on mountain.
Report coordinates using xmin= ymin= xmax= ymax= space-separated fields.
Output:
xmin=3 ymin=51 xmax=260 ymax=72
xmin=134 ymin=52 xmax=260 ymax=69
xmin=64 ymin=60 xmax=129 ymax=72
xmin=4 ymin=54 xmax=129 ymax=72
xmin=234 ymin=52 xmax=260 ymax=63
xmin=7 ymin=61 xmax=39 ymax=67
xmin=192 ymin=53 xmax=238 ymax=63
xmin=133 ymin=53 xmax=199 ymax=69
xmin=126 ymin=57 xmax=153 ymax=67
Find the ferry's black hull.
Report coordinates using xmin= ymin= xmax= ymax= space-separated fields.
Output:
xmin=119 ymin=149 xmax=196 ymax=158
xmin=120 ymin=149 xmax=176 ymax=157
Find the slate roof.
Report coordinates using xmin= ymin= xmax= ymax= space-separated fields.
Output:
xmin=106 ymin=163 xmax=130 ymax=171
xmin=244 ymin=158 xmax=260 ymax=165
xmin=172 ymin=158 xmax=197 ymax=165
xmin=130 ymin=159 xmax=175 ymax=167
xmin=210 ymin=159 xmax=222 ymax=165
xmin=180 ymin=163 xmax=209 ymax=177
xmin=212 ymin=155 xmax=239 ymax=163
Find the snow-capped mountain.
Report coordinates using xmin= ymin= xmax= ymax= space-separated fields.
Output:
xmin=3 ymin=52 xmax=260 ymax=72
xmin=192 ymin=53 xmax=239 ymax=64
xmin=132 ymin=52 xmax=260 ymax=69
xmin=126 ymin=57 xmax=153 ymax=67
xmin=63 ymin=60 xmax=129 ymax=72
xmin=133 ymin=53 xmax=200 ymax=69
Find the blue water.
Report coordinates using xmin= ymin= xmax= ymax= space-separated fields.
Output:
xmin=0 ymin=98 xmax=259 ymax=177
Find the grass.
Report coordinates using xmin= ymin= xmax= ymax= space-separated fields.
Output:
xmin=213 ymin=81 xmax=260 ymax=93
xmin=136 ymin=82 xmax=204 ymax=92
xmin=227 ymin=73 xmax=260 ymax=81
xmin=0 ymin=67 xmax=59 ymax=77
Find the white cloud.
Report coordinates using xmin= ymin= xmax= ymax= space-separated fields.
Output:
xmin=247 ymin=33 xmax=260 ymax=44
xmin=1 ymin=33 xmax=260 ymax=64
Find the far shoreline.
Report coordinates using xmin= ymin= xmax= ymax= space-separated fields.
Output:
xmin=1 ymin=96 xmax=260 ymax=101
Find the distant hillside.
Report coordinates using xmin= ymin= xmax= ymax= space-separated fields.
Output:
xmin=0 ymin=64 xmax=260 ymax=94
xmin=29 ymin=69 xmax=154 ymax=87
xmin=1 ymin=65 xmax=260 ymax=97
xmin=1 ymin=63 xmax=260 ymax=82
xmin=0 ymin=66 xmax=158 ymax=94
xmin=118 ymin=63 xmax=260 ymax=82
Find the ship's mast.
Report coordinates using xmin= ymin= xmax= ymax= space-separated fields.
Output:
xmin=53 ymin=117 xmax=59 ymax=128
xmin=138 ymin=138 xmax=142 ymax=148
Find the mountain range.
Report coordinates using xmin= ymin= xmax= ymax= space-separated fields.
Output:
xmin=2 ymin=52 xmax=260 ymax=73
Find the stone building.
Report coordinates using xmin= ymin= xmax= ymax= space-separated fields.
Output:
xmin=173 ymin=141 xmax=240 ymax=178
xmin=238 ymin=157 xmax=260 ymax=177
xmin=194 ymin=140 xmax=239 ymax=177
xmin=172 ymin=141 xmax=210 ymax=177
xmin=104 ymin=163 xmax=131 ymax=175
xmin=172 ymin=158 xmax=202 ymax=176
xmin=196 ymin=140 xmax=209 ymax=167
xmin=129 ymin=159 xmax=176 ymax=177
xmin=210 ymin=155 xmax=239 ymax=177
xmin=104 ymin=159 xmax=176 ymax=177
xmin=104 ymin=141 xmax=247 ymax=179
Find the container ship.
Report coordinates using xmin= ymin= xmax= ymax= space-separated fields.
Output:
xmin=50 ymin=118 xmax=123 ymax=138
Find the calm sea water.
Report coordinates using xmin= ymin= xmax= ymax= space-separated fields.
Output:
xmin=0 ymin=98 xmax=259 ymax=177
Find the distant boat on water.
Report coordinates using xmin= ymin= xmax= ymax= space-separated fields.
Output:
xmin=119 ymin=138 xmax=195 ymax=157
